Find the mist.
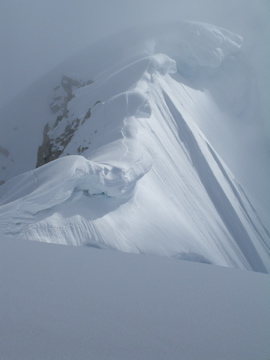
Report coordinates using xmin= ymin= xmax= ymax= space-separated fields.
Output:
xmin=1 ymin=0 xmax=269 ymax=112
xmin=0 ymin=0 xmax=269 ymax=214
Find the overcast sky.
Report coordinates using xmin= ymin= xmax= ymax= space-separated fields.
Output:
xmin=0 ymin=0 xmax=269 ymax=108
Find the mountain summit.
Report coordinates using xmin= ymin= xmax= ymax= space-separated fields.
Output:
xmin=0 ymin=21 xmax=269 ymax=272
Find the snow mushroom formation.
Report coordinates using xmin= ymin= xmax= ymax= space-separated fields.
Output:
xmin=0 ymin=21 xmax=269 ymax=273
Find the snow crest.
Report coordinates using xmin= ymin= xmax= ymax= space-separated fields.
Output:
xmin=154 ymin=21 xmax=242 ymax=73
xmin=0 ymin=22 xmax=269 ymax=273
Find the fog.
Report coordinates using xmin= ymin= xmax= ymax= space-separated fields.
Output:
xmin=1 ymin=0 xmax=269 ymax=113
xmin=0 ymin=0 xmax=269 ymax=214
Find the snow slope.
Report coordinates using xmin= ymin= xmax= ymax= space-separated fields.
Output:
xmin=0 ymin=22 xmax=269 ymax=272
xmin=0 ymin=237 xmax=270 ymax=360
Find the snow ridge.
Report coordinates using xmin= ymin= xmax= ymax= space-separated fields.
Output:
xmin=0 ymin=22 xmax=269 ymax=272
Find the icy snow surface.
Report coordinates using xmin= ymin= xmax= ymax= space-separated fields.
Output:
xmin=1 ymin=237 xmax=270 ymax=360
xmin=0 ymin=21 xmax=269 ymax=272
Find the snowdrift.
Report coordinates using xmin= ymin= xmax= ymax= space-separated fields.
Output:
xmin=0 ymin=21 xmax=269 ymax=272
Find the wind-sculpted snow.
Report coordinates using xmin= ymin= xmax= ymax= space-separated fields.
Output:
xmin=153 ymin=21 xmax=242 ymax=77
xmin=0 ymin=22 xmax=269 ymax=272
xmin=0 ymin=22 xmax=243 ymax=182
xmin=0 ymin=154 xmax=151 ymax=206
xmin=163 ymin=92 xmax=267 ymax=272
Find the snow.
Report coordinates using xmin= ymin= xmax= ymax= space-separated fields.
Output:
xmin=0 ymin=21 xmax=243 ymax=179
xmin=0 ymin=21 xmax=269 ymax=273
xmin=0 ymin=19 xmax=270 ymax=360
xmin=153 ymin=21 xmax=243 ymax=74
xmin=0 ymin=236 xmax=269 ymax=360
